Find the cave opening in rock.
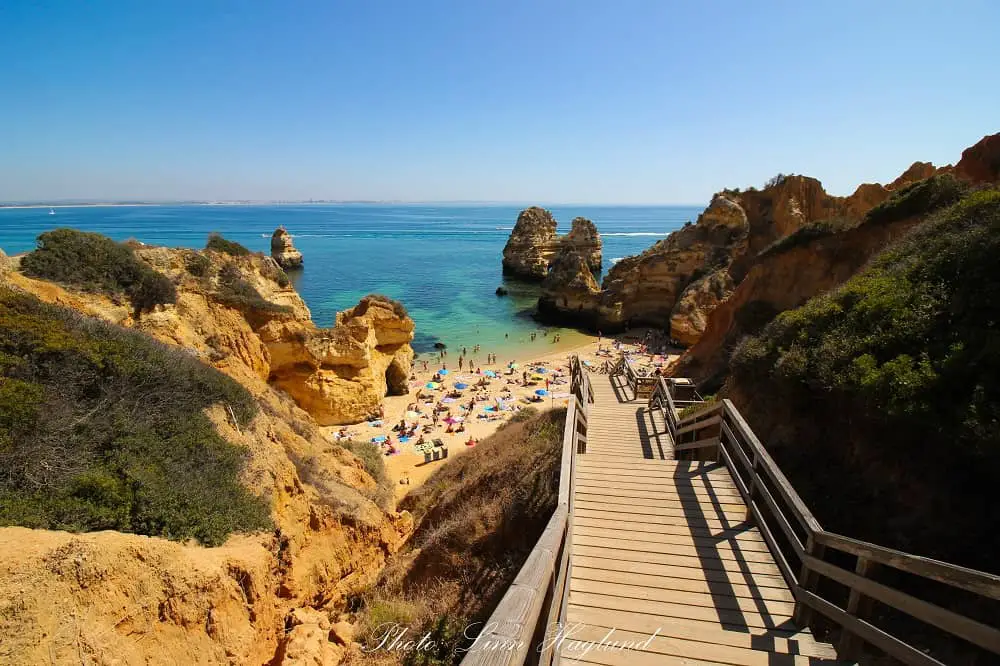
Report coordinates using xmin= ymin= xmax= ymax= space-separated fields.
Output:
xmin=384 ymin=358 xmax=408 ymax=396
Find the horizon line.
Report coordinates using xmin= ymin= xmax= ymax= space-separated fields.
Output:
xmin=0 ymin=199 xmax=707 ymax=209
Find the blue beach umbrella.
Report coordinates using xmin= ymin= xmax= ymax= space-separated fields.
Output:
xmin=426 ymin=382 xmax=441 ymax=389
xmin=439 ymin=369 xmax=450 ymax=375
xmin=455 ymin=382 xmax=469 ymax=390
xmin=535 ymin=389 xmax=549 ymax=396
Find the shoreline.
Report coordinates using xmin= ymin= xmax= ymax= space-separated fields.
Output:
xmin=334 ymin=328 xmax=679 ymax=506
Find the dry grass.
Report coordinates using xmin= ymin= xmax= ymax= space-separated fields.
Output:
xmin=352 ymin=408 xmax=565 ymax=665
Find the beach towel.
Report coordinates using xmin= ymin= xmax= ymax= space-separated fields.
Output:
xmin=371 ymin=435 xmax=387 ymax=443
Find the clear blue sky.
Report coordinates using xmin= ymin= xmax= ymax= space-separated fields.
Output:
xmin=1 ymin=1 xmax=997 ymax=204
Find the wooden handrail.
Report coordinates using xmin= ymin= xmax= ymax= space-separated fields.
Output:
xmin=461 ymin=356 xmax=592 ymax=666
xmin=646 ymin=377 xmax=1000 ymax=664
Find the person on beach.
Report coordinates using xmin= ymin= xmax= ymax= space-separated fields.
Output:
xmin=459 ymin=356 xmax=463 ymax=370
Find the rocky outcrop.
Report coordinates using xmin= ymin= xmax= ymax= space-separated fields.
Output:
xmin=673 ymin=133 xmax=1000 ymax=388
xmin=538 ymin=251 xmax=602 ymax=326
xmin=0 ymin=248 xmax=9 ymax=278
xmin=537 ymin=159 xmax=949 ymax=339
xmin=271 ymin=226 xmax=304 ymax=269
xmin=3 ymin=248 xmax=414 ymax=664
xmin=262 ymin=295 xmax=415 ymax=425
xmin=954 ymin=132 xmax=1000 ymax=183
xmin=501 ymin=207 xmax=601 ymax=280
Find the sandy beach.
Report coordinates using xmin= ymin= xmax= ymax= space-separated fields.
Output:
xmin=324 ymin=328 xmax=680 ymax=504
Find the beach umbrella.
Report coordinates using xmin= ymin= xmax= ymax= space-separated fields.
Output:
xmin=509 ymin=363 xmax=519 ymax=370
xmin=438 ymin=369 xmax=449 ymax=376
xmin=426 ymin=382 xmax=440 ymax=389
xmin=535 ymin=389 xmax=549 ymax=396
xmin=455 ymin=382 xmax=469 ymax=390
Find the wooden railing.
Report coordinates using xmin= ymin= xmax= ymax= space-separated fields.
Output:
xmin=460 ymin=356 xmax=591 ymax=666
xmin=612 ymin=353 xmax=658 ymax=399
xmin=647 ymin=377 xmax=1000 ymax=665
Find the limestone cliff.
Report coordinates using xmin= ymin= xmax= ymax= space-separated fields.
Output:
xmin=2 ymin=247 xmax=414 ymax=664
xmin=539 ymin=156 xmax=949 ymax=339
xmin=501 ymin=207 xmax=601 ymax=280
xmin=271 ymin=226 xmax=304 ymax=269
xmin=674 ymin=133 xmax=1000 ymax=388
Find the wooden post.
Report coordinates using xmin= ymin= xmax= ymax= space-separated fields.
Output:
xmin=793 ymin=534 xmax=825 ymax=627
xmin=745 ymin=448 xmax=760 ymax=523
xmin=837 ymin=556 xmax=876 ymax=659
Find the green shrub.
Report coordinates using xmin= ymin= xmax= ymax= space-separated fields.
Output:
xmin=214 ymin=263 xmax=292 ymax=315
xmin=730 ymin=188 xmax=1000 ymax=570
xmin=184 ymin=252 xmax=212 ymax=277
xmin=206 ymin=232 xmax=252 ymax=257
xmin=865 ymin=173 xmax=967 ymax=226
xmin=340 ymin=439 xmax=393 ymax=510
xmin=759 ymin=216 xmax=858 ymax=259
xmin=20 ymin=228 xmax=176 ymax=314
xmin=0 ymin=286 xmax=270 ymax=545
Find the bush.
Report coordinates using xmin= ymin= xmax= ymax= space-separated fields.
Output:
xmin=764 ymin=173 xmax=788 ymax=189
xmin=205 ymin=232 xmax=252 ymax=257
xmin=0 ymin=286 xmax=270 ymax=545
xmin=758 ymin=216 xmax=858 ymax=259
xmin=20 ymin=228 xmax=176 ymax=314
xmin=184 ymin=252 xmax=212 ymax=277
xmin=214 ymin=263 xmax=292 ymax=315
xmin=730 ymin=188 xmax=1000 ymax=571
xmin=865 ymin=173 xmax=967 ymax=226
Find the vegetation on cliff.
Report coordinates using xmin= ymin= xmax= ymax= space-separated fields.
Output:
xmin=0 ymin=286 xmax=271 ymax=545
xmin=205 ymin=232 xmax=252 ymax=256
xmin=353 ymin=407 xmax=562 ymax=665
xmin=729 ymin=188 xmax=1000 ymax=570
xmin=20 ymin=228 xmax=177 ymax=315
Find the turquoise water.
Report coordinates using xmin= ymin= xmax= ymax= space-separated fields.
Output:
xmin=0 ymin=204 xmax=700 ymax=357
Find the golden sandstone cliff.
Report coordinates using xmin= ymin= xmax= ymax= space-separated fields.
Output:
xmin=540 ymin=134 xmax=1000 ymax=355
xmin=1 ymin=248 xmax=414 ymax=665
xmin=271 ymin=227 xmax=304 ymax=269
xmin=501 ymin=206 xmax=602 ymax=279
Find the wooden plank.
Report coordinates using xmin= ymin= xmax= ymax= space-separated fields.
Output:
xmin=567 ymin=590 xmax=793 ymax=630
xmin=798 ymin=589 xmax=945 ymax=666
xmin=571 ymin=544 xmax=784 ymax=578
xmin=571 ymin=564 xmax=794 ymax=601
xmin=573 ymin=514 xmax=765 ymax=542
xmin=673 ymin=437 xmax=720 ymax=452
xmin=570 ymin=577 xmax=797 ymax=618
xmin=573 ymin=482 xmax=747 ymax=506
xmin=555 ymin=623 xmax=829 ymax=666
xmin=565 ymin=605 xmax=838 ymax=660
xmin=572 ymin=492 xmax=748 ymax=517
xmin=572 ymin=554 xmax=788 ymax=589
xmin=675 ymin=414 xmax=722 ymax=436
xmin=573 ymin=500 xmax=748 ymax=526
xmin=573 ymin=534 xmax=782 ymax=566
xmin=571 ymin=525 xmax=773 ymax=554
xmin=814 ymin=530 xmax=1000 ymax=601
xmin=752 ymin=475 xmax=806 ymax=558
xmin=804 ymin=554 xmax=1000 ymax=655
xmin=574 ymin=467 xmax=732 ymax=483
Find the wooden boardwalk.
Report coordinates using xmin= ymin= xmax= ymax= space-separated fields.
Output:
xmin=560 ymin=371 xmax=844 ymax=665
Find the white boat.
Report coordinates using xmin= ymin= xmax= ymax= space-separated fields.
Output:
xmin=49 ymin=208 xmax=55 ymax=215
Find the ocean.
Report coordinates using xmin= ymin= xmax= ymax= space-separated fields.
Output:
xmin=0 ymin=204 xmax=701 ymax=359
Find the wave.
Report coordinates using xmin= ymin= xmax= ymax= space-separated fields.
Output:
xmin=610 ymin=257 xmax=625 ymax=264
xmin=601 ymin=232 xmax=666 ymax=237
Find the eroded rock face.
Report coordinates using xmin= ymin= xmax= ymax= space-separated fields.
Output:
xmin=670 ymin=269 xmax=736 ymax=346
xmin=538 ymin=251 xmax=602 ymax=326
xmin=4 ymin=248 xmax=413 ymax=664
xmin=501 ymin=207 xmax=602 ymax=280
xmin=271 ymin=227 xmax=304 ymax=269
xmin=263 ymin=295 xmax=415 ymax=425
xmin=954 ymin=132 xmax=1000 ymax=183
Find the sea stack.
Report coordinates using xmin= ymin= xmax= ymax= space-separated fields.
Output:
xmin=501 ymin=207 xmax=602 ymax=280
xmin=270 ymin=226 xmax=303 ymax=269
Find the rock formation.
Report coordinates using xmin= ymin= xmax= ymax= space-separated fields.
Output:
xmin=271 ymin=226 xmax=304 ymax=269
xmin=501 ymin=207 xmax=601 ymax=280
xmin=3 ymin=246 xmax=414 ymax=664
xmin=674 ymin=132 xmax=1000 ymax=387
xmin=538 ymin=251 xmax=602 ymax=326
xmin=262 ymin=295 xmax=415 ymax=425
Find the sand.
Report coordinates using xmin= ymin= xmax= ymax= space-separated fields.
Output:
xmin=323 ymin=328 xmax=681 ymax=505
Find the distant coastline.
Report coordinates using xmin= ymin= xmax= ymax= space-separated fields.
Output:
xmin=0 ymin=200 xmax=702 ymax=210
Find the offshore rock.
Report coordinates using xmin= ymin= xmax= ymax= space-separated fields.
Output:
xmin=538 ymin=251 xmax=602 ymax=327
xmin=501 ymin=207 xmax=602 ymax=280
xmin=271 ymin=226 xmax=304 ymax=270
